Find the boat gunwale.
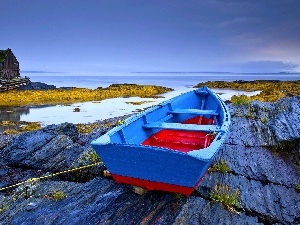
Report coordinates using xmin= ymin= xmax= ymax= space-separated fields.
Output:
xmin=105 ymin=86 xmax=230 ymax=136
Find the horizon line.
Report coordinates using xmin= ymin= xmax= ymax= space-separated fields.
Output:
xmin=132 ymin=71 xmax=300 ymax=75
xmin=20 ymin=71 xmax=300 ymax=75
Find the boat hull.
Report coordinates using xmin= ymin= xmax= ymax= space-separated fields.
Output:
xmin=92 ymin=143 xmax=212 ymax=195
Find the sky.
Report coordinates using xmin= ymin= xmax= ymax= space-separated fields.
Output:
xmin=1 ymin=0 xmax=300 ymax=75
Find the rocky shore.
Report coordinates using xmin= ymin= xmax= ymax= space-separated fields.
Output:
xmin=18 ymin=81 xmax=57 ymax=90
xmin=18 ymin=81 xmax=85 ymax=91
xmin=0 ymin=96 xmax=299 ymax=224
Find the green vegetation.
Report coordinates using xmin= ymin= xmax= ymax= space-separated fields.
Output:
xmin=195 ymin=80 xmax=300 ymax=102
xmin=75 ymin=119 xmax=126 ymax=134
xmin=246 ymin=110 xmax=255 ymax=119
xmin=115 ymin=119 xmax=125 ymax=126
xmin=260 ymin=116 xmax=268 ymax=124
xmin=210 ymin=183 xmax=240 ymax=213
xmin=20 ymin=122 xmax=41 ymax=131
xmin=87 ymin=151 xmax=100 ymax=163
xmin=2 ymin=129 xmax=20 ymax=135
xmin=0 ymin=84 xmax=173 ymax=107
xmin=1 ymin=121 xmax=41 ymax=135
xmin=49 ymin=190 xmax=66 ymax=200
xmin=231 ymin=94 xmax=251 ymax=106
xmin=0 ymin=205 xmax=9 ymax=214
xmin=75 ymin=122 xmax=101 ymax=134
xmin=208 ymin=160 xmax=230 ymax=173
xmin=172 ymin=193 xmax=185 ymax=199
xmin=295 ymin=184 xmax=300 ymax=192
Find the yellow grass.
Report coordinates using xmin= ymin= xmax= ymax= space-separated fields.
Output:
xmin=1 ymin=121 xmax=41 ymax=134
xmin=195 ymin=80 xmax=300 ymax=102
xmin=0 ymin=84 xmax=173 ymax=107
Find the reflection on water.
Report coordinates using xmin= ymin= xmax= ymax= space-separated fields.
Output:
xmin=0 ymin=107 xmax=30 ymax=132
xmin=0 ymin=107 xmax=29 ymax=121
xmin=0 ymin=89 xmax=260 ymax=127
xmin=20 ymin=97 xmax=163 ymax=126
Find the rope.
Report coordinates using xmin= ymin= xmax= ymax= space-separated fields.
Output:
xmin=0 ymin=162 xmax=102 ymax=191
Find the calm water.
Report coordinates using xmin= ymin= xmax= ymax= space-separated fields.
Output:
xmin=28 ymin=73 xmax=300 ymax=89
xmin=1 ymin=73 xmax=299 ymax=127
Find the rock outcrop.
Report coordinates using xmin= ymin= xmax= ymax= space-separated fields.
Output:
xmin=0 ymin=97 xmax=299 ymax=224
xmin=19 ymin=81 xmax=56 ymax=90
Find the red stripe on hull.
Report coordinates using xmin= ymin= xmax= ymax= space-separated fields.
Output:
xmin=112 ymin=174 xmax=205 ymax=196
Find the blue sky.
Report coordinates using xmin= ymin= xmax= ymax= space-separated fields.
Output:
xmin=1 ymin=0 xmax=300 ymax=75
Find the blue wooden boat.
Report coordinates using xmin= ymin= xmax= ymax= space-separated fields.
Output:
xmin=91 ymin=86 xmax=230 ymax=195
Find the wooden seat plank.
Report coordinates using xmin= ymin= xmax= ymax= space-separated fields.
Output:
xmin=169 ymin=109 xmax=218 ymax=116
xmin=143 ymin=122 xmax=218 ymax=132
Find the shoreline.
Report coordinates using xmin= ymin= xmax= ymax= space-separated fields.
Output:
xmin=0 ymin=94 xmax=299 ymax=224
xmin=195 ymin=80 xmax=300 ymax=102
xmin=0 ymin=80 xmax=300 ymax=134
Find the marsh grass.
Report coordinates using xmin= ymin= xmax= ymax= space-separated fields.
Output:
xmin=1 ymin=121 xmax=41 ymax=134
xmin=0 ymin=84 xmax=173 ymax=107
xmin=3 ymin=129 xmax=19 ymax=135
xmin=75 ymin=123 xmax=101 ymax=134
xmin=20 ymin=122 xmax=41 ymax=131
xmin=231 ymin=95 xmax=251 ymax=106
xmin=195 ymin=80 xmax=300 ymax=102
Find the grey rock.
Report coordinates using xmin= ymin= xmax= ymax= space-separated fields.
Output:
xmin=25 ymin=202 xmax=38 ymax=211
xmin=0 ymin=97 xmax=300 ymax=224
xmin=18 ymin=81 xmax=56 ymax=90
xmin=227 ymin=96 xmax=300 ymax=147
xmin=42 ymin=122 xmax=79 ymax=142
xmin=199 ymin=173 xmax=300 ymax=224
xmin=0 ymin=134 xmax=13 ymax=150
xmin=174 ymin=196 xmax=262 ymax=225
xmin=1 ymin=178 xmax=185 ymax=225
xmin=215 ymin=145 xmax=300 ymax=187
xmin=2 ymin=123 xmax=104 ymax=181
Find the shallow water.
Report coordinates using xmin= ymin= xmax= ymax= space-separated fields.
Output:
xmin=28 ymin=73 xmax=300 ymax=89
xmin=0 ymin=88 xmax=259 ymax=127
xmin=8 ymin=72 xmax=292 ymax=126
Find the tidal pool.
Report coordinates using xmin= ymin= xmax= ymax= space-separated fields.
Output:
xmin=0 ymin=88 xmax=260 ymax=127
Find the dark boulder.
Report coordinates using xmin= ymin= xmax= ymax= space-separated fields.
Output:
xmin=1 ymin=122 xmax=104 ymax=181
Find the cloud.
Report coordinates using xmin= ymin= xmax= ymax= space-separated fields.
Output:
xmin=231 ymin=61 xmax=298 ymax=73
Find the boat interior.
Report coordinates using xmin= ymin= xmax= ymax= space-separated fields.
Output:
xmin=142 ymin=116 xmax=216 ymax=152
